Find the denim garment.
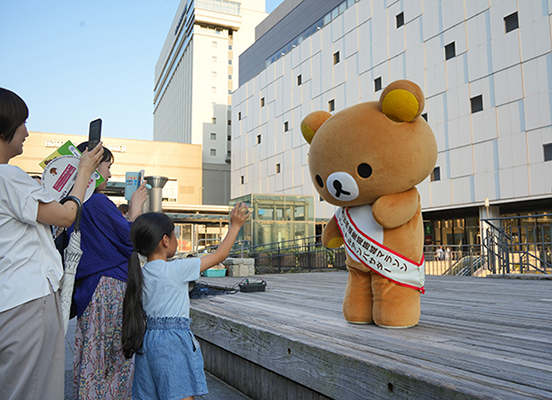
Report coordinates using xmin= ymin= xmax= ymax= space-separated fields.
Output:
xmin=132 ymin=317 xmax=208 ymax=400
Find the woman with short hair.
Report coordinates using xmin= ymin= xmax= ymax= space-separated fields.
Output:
xmin=0 ymin=87 xmax=103 ymax=400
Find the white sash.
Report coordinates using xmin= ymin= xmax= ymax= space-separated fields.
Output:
xmin=335 ymin=207 xmax=425 ymax=293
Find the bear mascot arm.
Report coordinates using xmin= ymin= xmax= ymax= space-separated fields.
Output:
xmin=372 ymin=187 xmax=420 ymax=229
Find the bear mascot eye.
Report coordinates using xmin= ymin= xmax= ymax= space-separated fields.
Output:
xmin=315 ymin=175 xmax=324 ymax=188
xmin=357 ymin=163 xmax=372 ymax=178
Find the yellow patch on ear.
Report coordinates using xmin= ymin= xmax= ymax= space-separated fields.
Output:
xmin=327 ymin=237 xmax=345 ymax=249
xmin=301 ymin=123 xmax=316 ymax=144
xmin=381 ymin=89 xmax=420 ymax=122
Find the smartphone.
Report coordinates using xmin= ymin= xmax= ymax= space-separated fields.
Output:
xmin=88 ymin=118 xmax=102 ymax=150
xmin=138 ymin=169 xmax=145 ymax=186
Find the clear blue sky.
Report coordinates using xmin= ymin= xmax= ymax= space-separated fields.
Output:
xmin=0 ymin=0 xmax=284 ymax=141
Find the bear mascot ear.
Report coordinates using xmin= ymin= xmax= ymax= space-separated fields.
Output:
xmin=300 ymin=111 xmax=332 ymax=144
xmin=379 ymin=80 xmax=425 ymax=122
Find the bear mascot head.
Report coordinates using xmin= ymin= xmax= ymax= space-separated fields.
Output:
xmin=301 ymin=80 xmax=437 ymax=328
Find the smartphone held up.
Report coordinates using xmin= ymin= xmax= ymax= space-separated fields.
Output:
xmin=88 ymin=118 xmax=102 ymax=150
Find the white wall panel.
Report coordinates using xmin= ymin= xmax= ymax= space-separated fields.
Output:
xmin=357 ymin=0 xmax=372 ymax=25
xmin=529 ymin=163 xmax=546 ymax=194
xmin=511 ymin=132 xmax=529 ymax=167
xmin=343 ymin=4 xmax=357 ymax=35
xmin=426 ymin=63 xmax=446 ymax=97
xmin=465 ymin=0 xmax=490 ymax=20
xmin=513 ymin=166 xmax=530 ymax=197
xmin=345 ymin=54 xmax=360 ymax=107
xmin=499 ymin=167 xmax=514 ymax=198
xmin=344 ymin=28 xmax=359 ymax=59
xmin=331 ymin=13 xmax=345 ymax=43
xmin=357 ymin=21 xmax=372 ymax=75
xmin=483 ymin=109 xmax=498 ymax=141
xmin=498 ymin=136 xmax=514 ymax=169
xmin=525 ymin=94 xmax=541 ymax=131
xmin=523 ymin=57 xmax=541 ymax=97
xmin=310 ymin=52 xmax=322 ymax=98
xmin=466 ymin=13 xmax=487 ymax=49
xmin=422 ymin=1 xmax=440 ymax=41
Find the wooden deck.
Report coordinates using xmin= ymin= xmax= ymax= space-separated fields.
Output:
xmin=190 ymin=271 xmax=552 ymax=400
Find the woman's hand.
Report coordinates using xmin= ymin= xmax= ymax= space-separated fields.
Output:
xmin=78 ymin=141 xmax=104 ymax=177
xmin=128 ymin=181 xmax=149 ymax=221
xmin=230 ymin=202 xmax=250 ymax=228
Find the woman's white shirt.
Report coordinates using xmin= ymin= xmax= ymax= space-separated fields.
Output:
xmin=0 ymin=165 xmax=63 ymax=312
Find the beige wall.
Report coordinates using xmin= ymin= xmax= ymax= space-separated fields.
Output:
xmin=12 ymin=131 xmax=203 ymax=205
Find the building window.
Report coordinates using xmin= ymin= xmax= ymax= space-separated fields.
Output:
xmin=504 ymin=12 xmax=519 ymax=33
xmin=544 ymin=143 xmax=552 ymax=162
xmin=228 ymin=45 xmax=232 ymax=50
xmin=445 ymin=42 xmax=456 ymax=60
xmin=228 ymin=74 xmax=232 ymax=80
xmin=238 ymin=112 xmax=241 ymax=120
xmin=276 ymin=163 xmax=281 ymax=174
xmin=228 ymin=60 xmax=233 ymax=65
xmin=228 ymin=90 xmax=232 ymax=95
xmin=212 ymin=117 xmax=217 ymax=124
xmin=227 ymin=135 xmax=231 ymax=141
xmin=328 ymin=99 xmax=335 ymax=112
xmin=257 ymin=134 xmax=261 ymax=144
xmin=284 ymin=121 xmax=289 ymax=132
xmin=333 ymin=51 xmax=340 ymax=65
xmin=396 ymin=12 xmax=404 ymax=28
xmin=212 ymin=86 xmax=217 ymax=93
xmin=261 ymin=98 xmax=265 ymax=107
xmin=374 ymin=77 xmax=382 ymax=92
xmin=471 ymin=95 xmax=483 ymax=113
xmin=297 ymin=74 xmax=302 ymax=86
xmin=210 ymin=133 xmax=216 ymax=140
xmin=212 ymin=41 xmax=217 ymax=48
xmin=228 ymin=119 xmax=231 ymax=126
xmin=431 ymin=166 xmax=441 ymax=182
xmin=421 ymin=113 xmax=428 ymax=122
xmin=210 ymin=149 xmax=216 ymax=156
xmin=241 ymin=175 xmax=244 ymax=184
xmin=212 ymin=56 xmax=217 ymax=63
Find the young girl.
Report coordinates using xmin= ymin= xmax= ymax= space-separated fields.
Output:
xmin=122 ymin=203 xmax=250 ymax=400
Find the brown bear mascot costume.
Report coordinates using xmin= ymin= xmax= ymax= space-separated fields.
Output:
xmin=301 ymin=80 xmax=438 ymax=328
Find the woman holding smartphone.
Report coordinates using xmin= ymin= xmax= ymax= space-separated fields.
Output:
xmin=70 ymin=141 xmax=148 ymax=399
xmin=0 ymin=87 xmax=104 ymax=400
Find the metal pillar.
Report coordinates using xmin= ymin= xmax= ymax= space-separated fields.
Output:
xmin=144 ymin=176 xmax=168 ymax=212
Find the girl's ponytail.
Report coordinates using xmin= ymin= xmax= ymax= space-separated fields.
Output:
xmin=122 ymin=251 xmax=146 ymax=359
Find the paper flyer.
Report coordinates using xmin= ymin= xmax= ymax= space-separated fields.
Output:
xmin=39 ymin=140 xmax=105 ymax=202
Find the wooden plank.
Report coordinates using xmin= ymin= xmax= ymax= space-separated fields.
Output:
xmin=191 ymin=272 xmax=552 ymax=400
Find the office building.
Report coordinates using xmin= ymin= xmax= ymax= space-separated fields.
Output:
xmin=154 ymin=0 xmax=267 ymax=205
xmin=232 ymin=0 xmax=552 ymax=247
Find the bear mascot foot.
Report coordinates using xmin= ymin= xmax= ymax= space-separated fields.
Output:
xmin=371 ymin=274 xmax=421 ymax=328
xmin=343 ymin=266 xmax=374 ymax=324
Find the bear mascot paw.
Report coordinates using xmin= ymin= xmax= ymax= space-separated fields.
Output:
xmin=301 ymin=80 xmax=437 ymax=328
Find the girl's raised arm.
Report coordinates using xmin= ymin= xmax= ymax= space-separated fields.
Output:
xmin=200 ymin=203 xmax=250 ymax=272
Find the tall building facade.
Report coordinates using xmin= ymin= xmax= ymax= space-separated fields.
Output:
xmin=154 ymin=0 xmax=267 ymax=205
xmin=232 ymin=0 xmax=552 ymax=247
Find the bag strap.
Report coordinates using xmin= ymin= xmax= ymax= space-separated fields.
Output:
xmin=60 ymin=196 xmax=83 ymax=231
